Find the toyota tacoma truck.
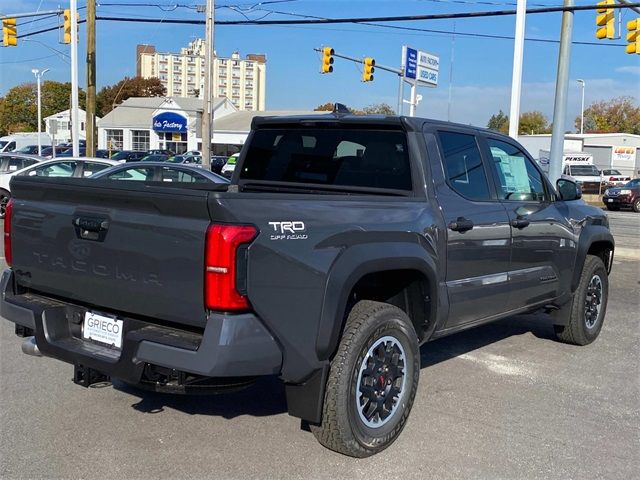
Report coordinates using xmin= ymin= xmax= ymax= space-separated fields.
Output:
xmin=1 ymin=111 xmax=614 ymax=457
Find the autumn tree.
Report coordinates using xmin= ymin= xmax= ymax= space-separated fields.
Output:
xmin=487 ymin=110 xmax=509 ymax=134
xmin=518 ymin=111 xmax=551 ymax=134
xmin=0 ymin=81 xmax=86 ymax=135
xmin=314 ymin=102 xmax=335 ymax=111
xmin=575 ymin=96 xmax=640 ymax=134
xmin=97 ymin=76 xmax=166 ymax=116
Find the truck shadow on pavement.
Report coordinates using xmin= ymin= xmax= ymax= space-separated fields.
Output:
xmin=115 ymin=314 xmax=556 ymax=419
xmin=420 ymin=313 xmax=557 ymax=368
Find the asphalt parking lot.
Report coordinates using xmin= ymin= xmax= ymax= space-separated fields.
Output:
xmin=0 ymin=213 xmax=638 ymax=479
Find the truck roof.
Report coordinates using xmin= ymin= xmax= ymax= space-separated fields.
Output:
xmin=251 ymin=112 xmax=500 ymax=137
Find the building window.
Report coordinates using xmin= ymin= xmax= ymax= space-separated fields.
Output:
xmin=106 ymin=129 xmax=124 ymax=150
xmin=131 ymin=130 xmax=150 ymax=151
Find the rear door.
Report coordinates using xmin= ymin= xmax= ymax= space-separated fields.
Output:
xmin=426 ymin=128 xmax=512 ymax=329
xmin=481 ymin=135 xmax=577 ymax=308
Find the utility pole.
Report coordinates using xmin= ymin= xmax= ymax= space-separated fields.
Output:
xmin=200 ymin=0 xmax=214 ymax=170
xmin=86 ymin=0 xmax=96 ymax=157
xmin=508 ymin=0 xmax=527 ymax=139
xmin=70 ymin=0 xmax=80 ymax=157
xmin=548 ymin=0 xmax=574 ymax=185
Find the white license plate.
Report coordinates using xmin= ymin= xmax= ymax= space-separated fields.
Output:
xmin=83 ymin=312 xmax=123 ymax=349
xmin=608 ymin=199 xmax=614 ymax=203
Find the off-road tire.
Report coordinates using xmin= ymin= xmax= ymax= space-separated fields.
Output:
xmin=554 ymin=255 xmax=608 ymax=346
xmin=310 ymin=300 xmax=419 ymax=458
xmin=633 ymin=198 xmax=640 ymax=213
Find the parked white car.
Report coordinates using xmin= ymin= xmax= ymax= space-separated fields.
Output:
xmin=0 ymin=157 xmax=118 ymax=218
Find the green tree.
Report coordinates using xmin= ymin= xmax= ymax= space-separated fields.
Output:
xmin=487 ymin=110 xmax=509 ymax=134
xmin=97 ymin=76 xmax=166 ymax=116
xmin=575 ymin=96 xmax=640 ymax=134
xmin=361 ymin=103 xmax=396 ymax=115
xmin=0 ymin=81 xmax=85 ymax=135
xmin=518 ymin=111 xmax=551 ymax=134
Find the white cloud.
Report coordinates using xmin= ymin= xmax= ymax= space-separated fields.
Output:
xmin=615 ymin=66 xmax=640 ymax=75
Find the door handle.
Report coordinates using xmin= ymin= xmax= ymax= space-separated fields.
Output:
xmin=448 ymin=217 xmax=474 ymax=232
xmin=511 ymin=218 xmax=530 ymax=229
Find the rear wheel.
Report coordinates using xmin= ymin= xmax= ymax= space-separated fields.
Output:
xmin=554 ymin=255 xmax=608 ymax=346
xmin=311 ymin=300 xmax=420 ymax=457
xmin=0 ymin=189 xmax=10 ymax=219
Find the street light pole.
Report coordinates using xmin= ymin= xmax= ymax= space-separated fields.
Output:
xmin=508 ymin=0 xmax=527 ymax=139
xmin=70 ymin=0 xmax=80 ymax=157
xmin=577 ymin=79 xmax=585 ymax=134
xmin=32 ymin=68 xmax=50 ymax=156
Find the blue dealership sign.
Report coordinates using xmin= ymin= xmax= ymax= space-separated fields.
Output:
xmin=404 ymin=47 xmax=417 ymax=80
xmin=152 ymin=111 xmax=188 ymax=132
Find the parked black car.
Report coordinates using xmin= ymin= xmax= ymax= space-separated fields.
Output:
xmin=110 ymin=150 xmax=147 ymax=162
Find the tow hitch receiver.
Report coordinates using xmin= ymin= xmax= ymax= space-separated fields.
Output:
xmin=73 ymin=364 xmax=111 ymax=387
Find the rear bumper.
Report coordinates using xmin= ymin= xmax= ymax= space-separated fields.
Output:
xmin=0 ymin=269 xmax=282 ymax=383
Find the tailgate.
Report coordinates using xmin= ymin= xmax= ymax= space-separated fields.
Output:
xmin=9 ymin=177 xmax=215 ymax=328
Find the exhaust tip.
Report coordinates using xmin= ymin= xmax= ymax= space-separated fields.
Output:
xmin=21 ymin=336 xmax=43 ymax=357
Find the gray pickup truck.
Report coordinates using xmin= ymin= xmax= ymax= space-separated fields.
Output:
xmin=1 ymin=112 xmax=614 ymax=457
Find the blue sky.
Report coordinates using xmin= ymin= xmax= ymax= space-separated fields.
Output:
xmin=1 ymin=0 xmax=639 ymax=129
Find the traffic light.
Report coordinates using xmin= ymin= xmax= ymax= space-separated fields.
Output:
xmin=2 ymin=18 xmax=17 ymax=47
xmin=362 ymin=57 xmax=375 ymax=82
xmin=627 ymin=18 xmax=640 ymax=54
xmin=63 ymin=9 xmax=72 ymax=44
xmin=321 ymin=47 xmax=334 ymax=74
xmin=596 ymin=0 xmax=615 ymax=40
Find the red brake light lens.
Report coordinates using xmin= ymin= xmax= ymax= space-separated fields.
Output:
xmin=4 ymin=199 xmax=12 ymax=267
xmin=609 ymin=176 xmax=615 ymax=181
xmin=205 ymin=224 xmax=257 ymax=311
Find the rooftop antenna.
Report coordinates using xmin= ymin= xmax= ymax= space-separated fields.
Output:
xmin=333 ymin=103 xmax=351 ymax=115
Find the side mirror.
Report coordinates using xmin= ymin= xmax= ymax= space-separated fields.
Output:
xmin=556 ymin=178 xmax=582 ymax=201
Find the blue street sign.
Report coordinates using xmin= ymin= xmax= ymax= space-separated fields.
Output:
xmin=405 ymin=47 xmax=417 ymax=80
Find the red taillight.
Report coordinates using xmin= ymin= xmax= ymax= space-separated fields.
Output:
xmin=204 ymin=224 xmax=257 ymax=311
xmin=4 ymin=199 xmax=12 ymax=267
xmin=609 ymin=177 xmax=615 ymax=181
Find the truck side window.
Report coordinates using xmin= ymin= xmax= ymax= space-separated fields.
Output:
xmin=488 ymin=139 xmax=546 ymax=202
xmin=438 ymin=132 xmax=491 ymax=201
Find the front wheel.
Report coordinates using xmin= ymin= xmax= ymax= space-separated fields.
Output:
xmin=633 ymin=198 xmax=640 ymax=213
xmin=554 ymin=255 xmax=608 ymax=346
xmin=0 ymin=189 xmax=10 ymax=219
xmin=311 ymin=300 xmax=420 ymax=457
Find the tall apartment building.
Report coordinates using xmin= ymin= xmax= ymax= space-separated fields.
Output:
xmin=137 ymin=39 xmax=266 ymax=111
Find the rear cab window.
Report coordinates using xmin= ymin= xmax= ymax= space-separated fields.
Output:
xmin=437 ymin=131 xmax=492 ymax=201
xmin=239 ymin=127 xmax=413 ymax=192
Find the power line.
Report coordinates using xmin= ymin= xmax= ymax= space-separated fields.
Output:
xmin=95 ymin=2 xmax=640 ymax=25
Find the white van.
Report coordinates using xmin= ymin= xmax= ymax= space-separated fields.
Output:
xmin=0 ymin=133 xmax=52 ymax=153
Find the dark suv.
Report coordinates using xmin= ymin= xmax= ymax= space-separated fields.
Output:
xmin=603 ymin=178 xmax=640 ymax=212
